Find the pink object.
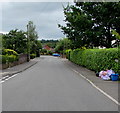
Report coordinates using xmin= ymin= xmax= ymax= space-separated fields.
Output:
xmin=99 ymin=70 xmax=115 ymax=80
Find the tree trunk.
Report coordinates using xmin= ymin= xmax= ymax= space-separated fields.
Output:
xmin=106 ymin=25 xmax=112 ymax=48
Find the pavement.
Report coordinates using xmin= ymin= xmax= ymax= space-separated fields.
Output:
xmin=1 ymin=56 xmax=119 ymax=108
xmin=0 ymin=58 xmax=38 ymax=80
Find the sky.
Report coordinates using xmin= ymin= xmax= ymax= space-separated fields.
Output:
xmin=1 ymin=1 xmax=74 ymax=40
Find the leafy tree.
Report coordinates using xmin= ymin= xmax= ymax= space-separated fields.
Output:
xmin=55 ymin=38 xmax=72 ymax=53
xmin=111 ymin=29 xmax=120 ymax=47
xmin=41 ymin=39 xmax=58 ymax=48
xmin=2 ymin=29 xmax=27 ymax=54
xmin=59 ymin=2 xmax=120 ymax=48
xmin=76 ymin=2 xmax=120 ymax=48
xmin=0 ymin=34 xmax=2 ymax=49
xmin=27 ymin=21 xmax=42 ymax=56
xmin=111 ymin=30 xmax=120 ymax=40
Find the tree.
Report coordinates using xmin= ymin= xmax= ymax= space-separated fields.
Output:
xmin=27 ymin=21 xmax=42 ymax=56
xmin=59 ymin=3 xmax=120 ymax=48
xmin=41 ymin=39 xmax=58 ymax=48
xmin=58 ymin=4 xmax=95 ymax=49
xmin=111 ymin=29 xmax=120 ymax=47
xmin=2 ymin=29 xmax=27 ymax=54
xmin=0 ymin=34 xmax=2 ymax=49
xmin=76 ymin=2 xmax=120 ymax=48
xmin=55 ymin=38 xmax=72 ymax=53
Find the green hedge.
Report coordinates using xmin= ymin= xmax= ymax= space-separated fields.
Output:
xmin=47 ymin=50 xmax=53 ymax=55
xmin=0 ymin=49 xmax=19 ymax=64
xmin=69 ymin=48 xmax=119 ymax=73
xmin=65 ymin=49 xmax=72 ymax=60
xmin=0 ymin=55 xmax=18 ymax=64
xmin=2 ymin=49 xmax=18 ymax=56
xmin=30 ymin=54 xmax=36 ymax=59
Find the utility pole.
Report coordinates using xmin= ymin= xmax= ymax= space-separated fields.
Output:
xmin=27 ymin=24 xmax=30 ymax=62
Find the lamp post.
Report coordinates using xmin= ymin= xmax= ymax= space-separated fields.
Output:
xmin=27 ymin=24 xmax=30 ymax=62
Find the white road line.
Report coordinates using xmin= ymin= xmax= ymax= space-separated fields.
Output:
xmin=0 ymin=74 xmax=18 ymax=83
xmin=71 ymin=68 xmax=120 ymax=106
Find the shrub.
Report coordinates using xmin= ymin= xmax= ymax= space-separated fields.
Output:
xmin=7 ymin=55 xmax=18 ymax=63
xmin=65 ymin=49 xmax=72 ymax=60
xmin=0 ymin=55 xmax=7 ymax=64
xmin=47 ymin=50 xmax=53 ymax=55
xmin=0 ymin=54 xmax=18 ymax=64
xmin=0 ymin=49 xmax=19 ymax=64
xmin=30 ymin=54 xmax=36 ymax=59
xmin=41 ymin=49 xmax=47 ymax=55
xmin=70 ymin=48 xmax=119 ymax=73
xmin=2 ymin=49 xmax=18 ymax=56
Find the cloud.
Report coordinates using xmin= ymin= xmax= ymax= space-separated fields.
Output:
xmin=2 ymin=2 xmax=70 ymax=40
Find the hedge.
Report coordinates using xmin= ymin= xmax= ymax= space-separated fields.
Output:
xmin=2 ymin=49 xmax=18 ymax=56
xmin=0 ymin=55 xmax=18 ymax=64
xmin=0 ymin=49 xmax=19 ymax=64
xmin=47 ymin=50 xmax=53 ymax=55
xmin=30 ymin=54 xmax=36 ymax=59
xmin=69 ymin=48 xmax=119 ymax=73
xmin=65 ymin=49 xmax=72 ymax=60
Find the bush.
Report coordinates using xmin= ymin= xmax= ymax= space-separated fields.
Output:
xmin=0 ymin=49 xmax=19 ymax=64
xmin=30 ymin=54 xmax=36 ymax=59
xmin=47 ymin=50 xmax=53 ymax=55
xmin=7 ymin=55 xmax=18 ymax=63
xmin=40 ymin=49 xmax=47 ymax=55
xmin=0 ymin=55 xmax=18 ymax=64
xmin=65 ymin=49 xmax=72 ymax=60
xmin=0 ymin=55 xmax=7 ymax=64
xmin=2 ymin=49 xmax=18 ymax=56
xmin=70 ymin=48 xmax=119 ymax=73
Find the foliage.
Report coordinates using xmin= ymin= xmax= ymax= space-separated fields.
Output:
xmin=0 ymin=49 xmax=19 ymax=64
xmin=69 ymin=48 xmax=119 ymax=73
xmin=111 ymin=30 xmax=120 ymax=40
xmin=59 ymin=3 xmax=120 ymax=48
xmin=111 ymin=30 xmax=120 ymax=48
xmin=30 ymin=54 xmax=36 ymax=59
xmin=0 ymin=55 xmax=18 ymax=64
xmin=55 ymin=38 xmax=72 ymax=53
xmin=41 ymin=39 xmax=58 ymax=48
xmin=65 ymin=49 xmax=72 ymax=60
xmin=30 ymin=40 xmax=42 ymax=57
xmin=40 ymin=49 xmax=47 ymax=55
xmin=2 ymin=29 xmax=27 ymax=54
xmin=7 ymin=55 xmax=18 ymax=63
xmin=2 ymin=49 xmax=18 ymax=56
xmin=27 ymin=21 xmax=42 ymax=57
xmin=0 ymin=34 xmax=2 ymax=48
xmin=47 ymin=50 xmax=53 ymax=55
xmin=0 ymin=55 xmax=7 ymax=64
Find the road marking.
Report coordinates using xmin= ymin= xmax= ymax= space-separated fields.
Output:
xmin=2 ymin=76 xmax=9 ymax=80
xmin=71 ymin=68 xmax=120 ymax=106
xmin=0 ymin=74 xmax=18 ymax=83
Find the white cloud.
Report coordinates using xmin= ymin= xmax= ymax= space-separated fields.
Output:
xmin=1 ymin=2 xmax=71 ymax=39
xmin=0 ymin=0 xmax=74 ymax=2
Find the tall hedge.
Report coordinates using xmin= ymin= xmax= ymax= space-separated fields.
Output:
xmin=69 ymin=48 xmax=119 ymax=73
xmin=0 ymin=49 xmax=19 ymax=64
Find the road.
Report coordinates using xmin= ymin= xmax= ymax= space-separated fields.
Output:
xmin=2 ymin=56 xmax=118 ymax=111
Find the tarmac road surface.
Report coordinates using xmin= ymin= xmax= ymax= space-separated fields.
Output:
xmin=2 ymin=56 xmax=118 ymax=111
